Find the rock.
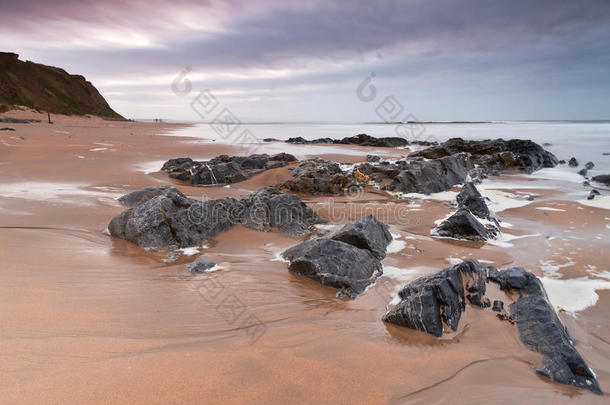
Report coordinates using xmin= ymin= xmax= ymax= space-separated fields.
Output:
xmin=577 ymin=168 xmax=588 ymax=176
xmin=568 ymin=157 xmax=578 ymax=167
xmin=584 ymin=161 xmax=595 ymax=170
xmin=410 ymin=138 xmax=558 ymax=174
xmin=0 ymin=127 xmax=15 ymax=131
xmin=456 ymin=182 xmax=494 ymax=221
xmin=366 ymin=154 xmax=381 ymax=162
xmin=278 ymin=158 xmax=358 ymax=195
xmin=543 ymin=142 xmax=552 ymax=146
xmin=109 ymin=186 xmax=322 ymax=250
xmin=161 ymin=153 xmax=297 ymax=186
xmin=286 ymin=134 xmax=408 ymax=148
xmin=382 ymin=259 xmax=488 ymax=337
xmin=432 ymin=208 xmax=498 ymax=241
xmin=0 ymin=118 xmax=34 ymax=123
xmin=330 ymin=215 xmax=392 ymax=260
xmin=384 ymin=153 xmax=474 ymax=194
xmin=526 ymin=195 xmax=536 ymax=201
xmin=282 ymin=239 xmax=382 ymax=298
xmin=488 ymin=267 xmax=602 ymax=394
xmin=587 ymin=190 xmax=600 ymax=200
xmin=559 ymin=159 xmax=566 ymax=164
xmin=117 ymin=185 xmax=181 ymax=207
xmin=263 ymin=138 xmax=281 ymax=142
xmin=492 ymin=300 xmax=504 ymax=312
xmin=188 ymin=257 xmax=217 ymax=273
xmin=592 ymin=174 xmax=610 ymax=186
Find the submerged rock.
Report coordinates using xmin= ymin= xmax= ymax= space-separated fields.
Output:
xmin=161 ymin=153 xmax=297 ymax=186
xmin=382 ymin=259 xmax=488 ymax=337
xmin=568 ymin=157 xmax=578 ymax=167
xmin=584 ymin=161 xmax=595 ymax=170
xmin=587 ymin=190 xmax=600 ymax=200
xmin=410 ymin=138 xmax=558 ymax=174
xmin=286 ymin=133 xmax=408 ymax=148
xmin=0 ymin=127 xmax=15 ymax=131
xmin=488 ymin=267 xmax=602 ymax=395
xmin=282 ymin=215 xmax=392 ymax=298
xmin=109 ymin=186 xmax=322 ymax=250
xmin=384 ymin=153 xmax=474 ymax=194
xmin=188 ymin=257 xmax=217 ymax=273
xmin=432 ymin=208 xmax=498 ymax=241
xmin=592 ymin=174 xmax=610 ymax=186
xmin=117 ymin=185 xmax=181 ymax=207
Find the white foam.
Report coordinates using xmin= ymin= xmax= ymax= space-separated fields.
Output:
xmin=386 ymin=239 xmax=407 ymax=254
xmin=487 ymin=232 xmax=540 ymax=248
xmin=382 ymin=266 xmax=418 ymax=281
xmin=89 ymin=147 xmax=108 ymax=152
xmin=541 ymin=277 xmax=610 ymax=314
xmin=176 ymin=244 xmax=209 ymax=256
xmin=535 ymin=207 xmax=566 ymax=212
xmin=539 ymin=260 xmax=576 ymax=278
xmin=136 ymin=160 xmax=166 ymax=174
xmin=0 ymin=181 xmax=121 ymax=205
xmin=577 ymin=196 xmax=610 ymax=210
xmin=271 ymin=252 xmax=289 ymax=263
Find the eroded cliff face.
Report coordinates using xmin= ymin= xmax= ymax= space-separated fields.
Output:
xmin=0 ymin=52 xmax=123 ymax=119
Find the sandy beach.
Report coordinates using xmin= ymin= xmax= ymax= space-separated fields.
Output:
xmin=0 ymin=111 xmax=608 ymax=404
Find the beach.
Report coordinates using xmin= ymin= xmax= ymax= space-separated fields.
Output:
xmin=0 ymin=111 xmax=609 ymax=404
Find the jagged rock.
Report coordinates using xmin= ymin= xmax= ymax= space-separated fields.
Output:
xmin=410 ymin=138 xmax=558 ymax=174
xmin=366 ymin=154 xmax=381 ymax=162
xmin=161 ymin=153 xmax=297 ymax=186
xmin=282 ymin=215 xmax=391 ymax=298
xmin=108 ymin=186 xmax=322 ymax=250
xmin=433 ymin=209 xmax=498 ymax=241
xmin=592 ymin=174 xmax=610 ymax=186
xmin=382 ymin=259 xmax=488 ymax=337
xmin=456 ymin=182 xmax=493 ymax=221
xmin=568 ymin=157 xmax=578 ymax=167
xmin=355 ymin=161 xmax=404 ymax=182
xmin=587 ymin=190 xmax=600 ymax=200
xmin=117 ymin=185 xmax=182 ymax=207
xmin=578 ymin=168 xmax=588 ymax=176
xmin=278 ymin=158 xmax=358 ymax=195
xmin=330 ymin=215 xmax=392 ymax=260
xmin=488 ymin=267 xmax=602 ymax=395
xmin=492 ymin=300 xmax=504 ymax=312
xmin=584 ymin=161 xmax=595 ymax=170
xmin=384 ymin=153 xmax=474 ymax=194
xmin=286 ymin=134 xmax=408 ymax=148
xmin=282 ymin=239 xmax=382 ymax=298
xmin=188 ymin=257 xmax=217 ymax=273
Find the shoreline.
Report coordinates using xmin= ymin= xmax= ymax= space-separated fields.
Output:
xmin=0 ymin=112 xmax=608 ymax=403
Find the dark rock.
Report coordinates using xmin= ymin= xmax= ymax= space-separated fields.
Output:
xmin=583 ymin=181 xmax=590 ymax=186
xmin=0 ymin=127 xmax=15 ymax=131
xmin=488 ymin=267 xmax=602 ymax=395
xmin=492 ymin=300 xmax=504 ymax=312
xmin=161 ymin=153 xmax=297 ymax=186
xmin=568 ymin=157 xmax=578 ymax=167
xmin=433 ymin=208 xmax=498 ymax=241
xmin=109 ymin=186 xmax=322 ymax=250
xmin=366 ymin=154 xmax=381 ymax=162
xmin=0 ymin=118 xmax=33 ymax=123
xmin=330 ymin=215 xmax=392 ymax=260
xmin=263 ymin=138 xmax=281 ymax=142
xmin=355 ymin=161 xmax=404 ymax=182
xmin=584 ymin=161 xmax=595 ymax=170
xmin=278 ymin=158 xmax=358 ymax=195
xmin=592 ymin=174 xmax=610 ymax=186
xmin=117 ymin=185 xmax=182 ymax=207
xmin=382 ymin=259 xmax=487 ymax=337
xmin=587 ymin=190 xmax=600 ymax=200
xmin=456 ymin=182 xmax=493 ymax=221
xmin=410 ymin=138 xmax=558 ymax=174
xmin=287 ymin=134 xmax=408 ymax=148
xmin=384 ymin=153 xmax=474 ymax=194
xmin=559 ymin=160 xmax=566 ymax=164
xmin=188 ymin=257 xmax=217 ymax=273
xmin=577 ymin=168 xmax=588 ymax=176
xmin=282 ymin=239 xmax=382 ymax=298
xmin=543 ymin=142 xmax=552 ymax=146
xmin=526 ymin=195 xmax=536 ymax=201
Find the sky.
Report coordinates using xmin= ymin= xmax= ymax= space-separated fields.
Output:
xmin=2 ymin=0 xmax=610 ymax=121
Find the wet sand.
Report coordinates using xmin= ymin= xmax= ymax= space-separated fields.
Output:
xmin=0 ymin=112 xmax=608 ymax=404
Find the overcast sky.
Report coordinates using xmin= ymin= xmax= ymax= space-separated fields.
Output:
xmin=2 ymin=0 xmax=610 ymax=121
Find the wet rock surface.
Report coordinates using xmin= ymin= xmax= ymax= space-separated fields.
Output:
xmin=382 ymin=259 xmax=488 ymax=337
xmin=384 ymin=153 xmax=474 ymax=194
xmin=278 ymin=158 xmax=359 ymax=195
xmin=282 ymin=215 xmax=392 ymax=298
xmin=568 ymin=157 xmax=579 ymax=167
xmin=592 ymin=174 xmax=610 ymax=186
xmin=410 ymin=138 xmax=558 ymax=174
xmin=286 ymin=133 xmax=409 ymax=148
xmin=432 ymin=208 xmax=498 ymax=241
xmin=456 ymin=182 xmax=493 ymax=221
xmin=188 ymin=257 xmax=217 ymax=273
xmin=161 ymin=153 xmax=297 ymax=186
xmin=488 ymin=267 xmax=602 ymax=395
xmin=109 ymin=186 xmax=322 ymax=250
xmin=117 ymin=185 xmax=181 ymax=207
xmin=383 ymin=261 xmax=602 ymax=394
